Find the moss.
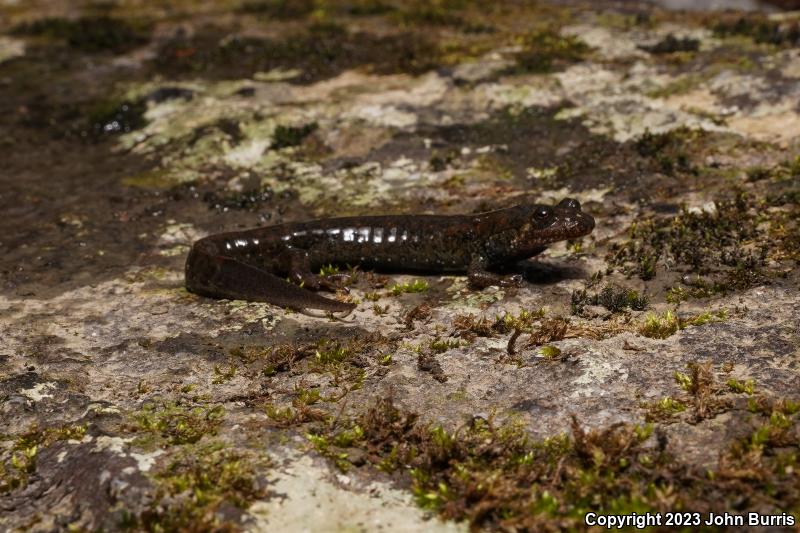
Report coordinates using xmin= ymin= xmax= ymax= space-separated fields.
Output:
xmin=138 ymin=442 xmax=270 ymax=532
xmin=395 ymin=0 xmax=468 ymax=28
xmin=265 ymin=402 xmax=327 ymax=427
xmin=131 ymin=401 xmax=225 ymax=446
xmin=202 ymin=185 xmax=275 ymax=211
xmin=538 ymin=345 xmax=561 ymax=359
xmin=313 ymin=340 xmax=353 ymax=367
xmin=305 ymin=375 xmax=800 ymax=530
xmin=639 ymin=310 xmax=679 ymax=339
xmin=526 ymin=317 xmax=569 ymax=347
xmin=152 ymin=24 xmax=440 ymax=83
xmin=712 ymin=15 xmax=800 ymax=47
xmin=639 ymin=309 xmax=726 ymax=339
xmin=607 ymin=191 xmax=774 ymax=285
xmin=633 ymin=127 xmax=698 ymax=176
xmin=87 ymin=98 xmax=148 ymax=138
xmin=646 ymin=74 xmax=703 ymax=99
xmin=13 ymin=16 xmax=151 ymax=53
xmin=496 ymin=308 xmax=545 ymax=333
xmin=727 ymin=378 xmax=755 ymax=395
xmin=388 ymin=279 xmax=429 ymax=296
xmin=344 ymin=0 xmax=395 ymax=16
xmin=312 ymin=396 xmax=669 ymax=529
xmin=429 ymin=338 xmax=461 ymax=353
xmin=644 ymin=397 xmax=686 ymax=422
xmin=230 ymin=343 xmax=306 ymax=376
xmin=0 ymin=424 xmax=87 ymax=494
xmin=509 ymin=30 xmax=590 ymax=74
xmin=640 ymin=34 xmax=699 ymax=55
xmin=272 ymin=122 xmax=318 ymax=150
xmin=238 ymin=0 xmax=317 ymax=19
xmin=212 ymin=364 xmax=237 ymax=384
xmin=451 ymin=313 xmax=494 ymax=341
xmin=571 ymin=285 xmax=649 ymax=315
xmin=674 ymin=362 xmax=732 ymax=422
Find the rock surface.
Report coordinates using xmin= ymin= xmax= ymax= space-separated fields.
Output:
xmin=1 ymin=1 xmax=798 ymax=531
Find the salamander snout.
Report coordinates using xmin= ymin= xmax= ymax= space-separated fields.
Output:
xmin=558 ymin=198 xmax=581 ymax=211
xmin=554 ymin=197 xmax=595 ymax=236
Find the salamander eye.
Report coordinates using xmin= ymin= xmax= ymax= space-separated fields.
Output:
xmin=534 ymin=206 xmax=552 ymax=220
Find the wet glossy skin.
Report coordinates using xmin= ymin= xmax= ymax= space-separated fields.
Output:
xmin=185 ymin=198 xmax=595 ymax=312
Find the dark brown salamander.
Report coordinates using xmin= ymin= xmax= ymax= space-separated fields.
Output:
xmin=185 ymin=198 xmax=595 ymax=312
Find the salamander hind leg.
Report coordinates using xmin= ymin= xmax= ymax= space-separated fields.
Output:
xmin=279 ymin=248 xmax=344 ymax=292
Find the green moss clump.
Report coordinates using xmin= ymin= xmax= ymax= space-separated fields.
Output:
xmin=153 ymin=24 xmax=439 ymax=83
xmin=132 ymin=402 xmax=225 ymax=446
xmin=727 ymin=378 xmax=755 ymax=395
xmin=395 ymin=0 xmax=468 ymax=28
xmin=644 ymin=397 xmax=686 ymax=422
xmin=304 ymin=371 xmax=800 ymax=530
xmin=239 ymin=0 xmax=317 ymax=19
xmin=312 ymin=396 xmax=665 ymax=529
xmin=607 ymin=192 xmax=769 ymax=283
xmin=641 ymin=34 xmax=699 ymax=55
xmin=313 ymin=341 xmax=352 ymax=366
xmin=389 ymin=279 xmax=429 ymax=295
xmin=87 ymin=99 xmax=148 ymax=137
xmin=429 ymin=338 xmax=461 ymax=353
xmin=511 ymin=30 xmax=590 ymax=74
xmin=272 ymin=122 xmax=319 ymax=149
xmin=203 ymin=186 xmax=275 ymax=211
xmin=139 ymin=442 xmax=270 ymax=531
xmin=633 ymin=128 xmax=698 ymax=176
xmin=571 ymin=285 xmax=649 ymax=315
xmin=639 ymin=309 xmax=726 ymax=339
xmin=538 ymin=345 xmax=561 ymax=359
xmin=712 ymin=16 xmax=800 ymax=47
xmin=639 ymin=310 xmax=679 ymax=339
xmin=14 ymin=16 xmax=151 ymax=53
xmin=0 ymin=424 xmax=87 ymax=494
xmin=344 ymin=0 xmax=395 ymax=16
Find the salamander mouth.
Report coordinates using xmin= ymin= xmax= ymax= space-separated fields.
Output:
xmin=525 ymin=205 xmax=595 ymax=250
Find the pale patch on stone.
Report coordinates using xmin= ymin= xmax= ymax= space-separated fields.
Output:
xmin=779 ymin=50 xmax=800 ymax=79
xmin=92 ymin=436 xmax=132 ymax=455
xmin=570 ymin=356 xmax=627 ymax=392
xmin=358 ymin=72 xmax=449 ymax=108
xmin=347 ymin=104 xmax=418 ymax=128
xmin=708 ymin=70 xmax=770 ymax=100
xmin=478 ymin=77 xmax=562 ymax=110
xmin=253 ymin=68 xmax=302 ymax=82
xmin=537 ymin=186 xmax=612 ymax=205
xmin=662 ymin=87 xmax=727 ymax=116
xmin=452 ymin=56 xmax=514 ymax=84
xmin=19 ymin=382 xmax=56 ymax=401
xmin=0 ymin=36 xmax=25 ymax=64
xmin=727 ymin=104 xmax=800 ymax=145
xmin=130 ymin=450 xmax=165 ymax=472
xmin=226 ymin=138 xmax=271 ymax=168
xmin=158 ymin=222 xmax=201 ymax=247
xmin=247 ymin=454 xmax=466 ymax=533
xmin=562 ymin=24 xmax=646 ymax=60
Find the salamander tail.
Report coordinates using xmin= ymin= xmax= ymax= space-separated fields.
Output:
xmin=185 ymin=245 xmax=356 ymax=313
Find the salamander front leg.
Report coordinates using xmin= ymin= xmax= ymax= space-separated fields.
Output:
xmin=467 ymin=257 xmax=523 ymax=289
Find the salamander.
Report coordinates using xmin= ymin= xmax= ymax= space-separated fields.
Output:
xmin=185 ymin=198 xmax=595 ymax=313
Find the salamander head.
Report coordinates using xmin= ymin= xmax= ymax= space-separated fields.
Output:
xmin=511 ymin=198 xmax=595 ymax=256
